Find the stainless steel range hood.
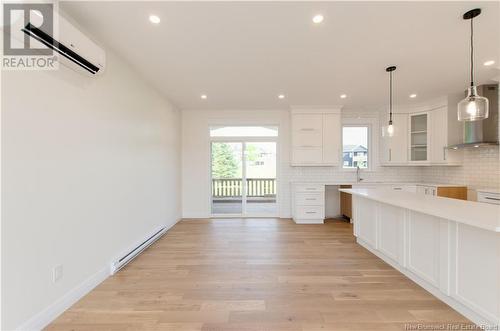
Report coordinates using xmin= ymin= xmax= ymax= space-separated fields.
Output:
xmin=447 ymin=84 xmax=499 ymax=150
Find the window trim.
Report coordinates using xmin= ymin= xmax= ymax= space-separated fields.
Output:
xmin=209 ymin=125 xmax=279 ymax=138
xmin=341 ymin=123 xmax=372 ymax=172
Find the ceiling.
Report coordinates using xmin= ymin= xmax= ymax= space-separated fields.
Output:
xmin=61 ymin=1 xmax=500 ymax=111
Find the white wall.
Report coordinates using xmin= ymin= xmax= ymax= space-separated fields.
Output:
xmin=1 ymin=49 xmax=181 ymax=329
xmin=181 ymin=109 xmax=290 ymax=218
xmin=181 ymin=109 xmax=424 ymax=219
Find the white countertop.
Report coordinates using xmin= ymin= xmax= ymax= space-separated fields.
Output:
xmin=340 ymin=188 xmax=500 ymax=232
xmin=476 ymin=188 xmax=500 ymax=195
xmin=292 ymin=181 xmax=466 ymax=187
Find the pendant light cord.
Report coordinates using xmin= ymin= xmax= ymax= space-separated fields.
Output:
xmin=470 ymin=17 xmax=474 ymax=87
xmin=389 ymin=70 xmax=393 ymax=123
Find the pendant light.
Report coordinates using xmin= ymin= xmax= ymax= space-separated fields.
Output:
xmin=458 ymin=8 xmax=489 ymax=121
xmin=383 ymin=66 xmax=397 ymax=137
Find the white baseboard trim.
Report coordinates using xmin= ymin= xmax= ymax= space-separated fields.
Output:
xmin=181 ymin=212 xmax=210 ymax=219
xmin=16 ymin=266 xmax=109 ymax=331
xmin=293 ymin=219 xmax=324 ymax=224
xmin=16 ymin=219 xmax=181 ymax=331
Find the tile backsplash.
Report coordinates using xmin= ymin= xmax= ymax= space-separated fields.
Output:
xmin=421 ymin=147 xmax=500 ymax=191
xmin=287 ymin=165 xmax=422 ymax=183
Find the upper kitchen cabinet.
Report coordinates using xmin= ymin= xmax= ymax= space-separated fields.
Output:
xmin=380 ymin=96 xmax=463 ymax=166
xmin=291 ymin=108 xmax=341 ymax=166
xmin=428 ymin=93 xmax=464 ymax=165
xmin=429 ymin=104 xmax=463 ymax=165
xmin=380 ymin=113 xmax=408 ymax=165
xmin=409 ymin=112 xmax=429 ymax=163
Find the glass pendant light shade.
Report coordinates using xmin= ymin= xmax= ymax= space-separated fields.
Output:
xmin=458 ymin=9 xmax=489 ymax=121
xmin=457 ymin=86 xmax=489 ymax=121
xmin=386 ymin=123 xmax=394 ymax=136
xmin=382 ymin=122 xmax=394 ymax=137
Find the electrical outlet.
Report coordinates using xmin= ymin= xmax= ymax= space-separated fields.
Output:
xmin=53 ymin=265 xmax=63 ymax=283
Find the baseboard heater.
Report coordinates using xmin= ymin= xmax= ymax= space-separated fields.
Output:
xmin=110 ymin=226 xmax=167 ymax=274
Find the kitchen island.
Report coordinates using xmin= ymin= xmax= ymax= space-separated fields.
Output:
xmin=339 ymin=187 xmax=500 ymax=327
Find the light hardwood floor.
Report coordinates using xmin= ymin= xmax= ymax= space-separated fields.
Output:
xmin=46 ymin=218 xmax=472 ymax=331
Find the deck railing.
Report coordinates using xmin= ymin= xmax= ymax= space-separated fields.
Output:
xmin=212 ymin=178 xmax=276 ymax=197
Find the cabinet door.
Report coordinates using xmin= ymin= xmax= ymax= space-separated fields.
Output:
xmin=380 ymin=113 xmax=408 ymax=164
xmin=292 ymin=114 xmax=323 ymax=148
xmin=292 ymin=114 xmax=323 ymax=132
xmin=292 ymin=147 xmax=323 ymax=165
xmin=430 ymin=107 xmax=447 ymax=164
xmin=355 ymin=197 xmax=377 ymax=247
xmin=409 ymin=113 xmax=429 ymax=162
xmin=391 ymin=114 xmax=408 ymax=163
xmin=407 ymin=211 xmax=441 ymax=287
xmin=322 ymin=113 xmax=340 ymax=165
xmin=377 ymin=204 xmax=405 ymax=264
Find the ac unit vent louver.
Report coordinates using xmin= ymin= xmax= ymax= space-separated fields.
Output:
xmin=22 ymin=23 xmax=100 ymax=74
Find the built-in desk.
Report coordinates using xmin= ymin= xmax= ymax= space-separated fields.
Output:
xmin=291 ymin=182 xmax=467 ymax=224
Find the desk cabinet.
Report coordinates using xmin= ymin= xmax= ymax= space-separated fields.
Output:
xmin=292 ymin=184 xmax=325 ymax=224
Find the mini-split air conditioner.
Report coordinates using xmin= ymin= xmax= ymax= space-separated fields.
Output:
xmin=9 ymin=7 xmax=106 ymax=75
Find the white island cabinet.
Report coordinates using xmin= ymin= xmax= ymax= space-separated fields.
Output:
xmin=341 ymin=188 xmax=500 ymax=327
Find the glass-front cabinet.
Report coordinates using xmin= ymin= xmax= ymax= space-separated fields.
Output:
xmin=409 ymin=112 xmax=428 ymax=162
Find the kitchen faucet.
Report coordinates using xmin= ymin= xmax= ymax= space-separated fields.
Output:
xmin=356 ymin=165 xmax=363 ymax=183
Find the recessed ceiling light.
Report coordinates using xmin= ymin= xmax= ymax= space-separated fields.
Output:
xmin=200 ymin=94 xmax=207 ymax=99
xmin=484 ymin=60 xmax=495 ymax=66
xmin=409 ymin=94 xmax=417 ymax=98
xmin=278 ymin=94 xmax=285 ymax=99
xmin=312 ymin=14 xmax=324 ymax=24
xmin=149 ymin=15 xmax=160 ymax=24
xmin=340 ymin=94 xmax=347 ymax=99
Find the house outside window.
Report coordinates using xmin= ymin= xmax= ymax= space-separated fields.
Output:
xmin=342 ymin=126 xmax=369 ymax=169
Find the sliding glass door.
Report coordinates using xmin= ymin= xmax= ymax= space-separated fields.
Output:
xmin=244 ymin=142 xmax=277 ymax=215
xmin=210 ymin=138 xmax=277 ymax=217
xmin=211 ymin=142 xmax=243 ymax=215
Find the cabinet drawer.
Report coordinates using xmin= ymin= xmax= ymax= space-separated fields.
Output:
xmin=295 ymin=192 xmax=324 ymax=206
xmin=477 ymin=192 xmax=500 ymax=205
xmin=391 ymin=185 xmax=417 ymax=193
xmin=294 ymin=184 xmax=324 ymax=193
xmin=292 ymin=147 xmax=322 ymax=165
xmin=295 ymin=206 xmax=324 ymax=219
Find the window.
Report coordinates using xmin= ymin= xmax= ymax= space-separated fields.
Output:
xmin=342 ymin=126 xmax=369 ymax=169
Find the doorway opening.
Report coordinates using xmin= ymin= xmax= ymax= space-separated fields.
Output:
xmin=210 ymin=126 xmax=278 ymax=217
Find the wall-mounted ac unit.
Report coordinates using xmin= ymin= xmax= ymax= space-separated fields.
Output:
xmin=9 ymin=7 xmax=106 ymax=75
